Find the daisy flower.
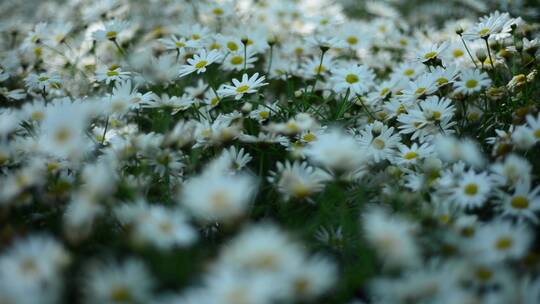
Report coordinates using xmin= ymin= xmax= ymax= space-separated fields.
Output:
xmin=394 ymin=143 xmax=434 ymax=165
xmin=222 ymin=49 xmax=258 ymax=71
xmin=464 ymin=11 xmax=516 ymax=41
xmin=357 ymin=123 xmax=402 ymax=163
xmin=415 ymin=42 xmax=448 ymax=64
xmin=95 ymin=65 xmax=131 ymax=84
xmin=306 ymin=35 xmax=346 ymax=51
xmin=429 ymin=65 xmax=459 ymax=87
xmin=178 ymin=170 xmax=257 ymax=222
xmin=399 ymin=74 xmax=438 ymax=103
xmin=218 ymin=73 xmax=268 ymax=100
xmin=448 ymin=169 xmax=492 ymax=209
xmin=491 ymin=154 xmax=532 ymax=187
xmin=454 ymin=69 xmax=491 ymax=95
xmin=330 ymin=64 xmax=375 ymax=95
xmin=395 ymin=62 xmax=425 ymax=80
xmin=83 ymin=259 xmax=154 ymax=303
xmin=471 ymin=221 xmax=532 ymax=263
xmin=249 ymin=101 xmax=280 ymax=123
xmin=362 ymin=206 xmax=420 ymax=268
xmin=92 ymin=20 xmax=129 ymax=41
xmin=158 ymin=35 xmax=201 ymax=53
xmin=496 ymin=181 xmax=540 ymax=223
xmin=267 ymin=161 xmax=331 ymax=201
xmin=525 ymin=112 xmax=540 ymax=143
xmin=25 ymin=73 xmax=62 ymax=92
xmin=304 ymin=128 xmax=366 ymax=174
xmin=178 ymin=49 xmax=222 ymax=78
xmin=301 ymin=54 xmax=334 ymax=79
xmin=115 ymin=201 xmax=197 ymax=249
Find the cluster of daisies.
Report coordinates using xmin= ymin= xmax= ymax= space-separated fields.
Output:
xmin=1 ymin=0 xmax=540 ymax=303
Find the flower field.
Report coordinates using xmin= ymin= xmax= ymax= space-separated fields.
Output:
xmin=1 ymin=0 xmax=540 ymax=303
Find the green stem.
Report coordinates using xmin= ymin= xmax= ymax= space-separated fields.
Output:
xmin=112 ymin=39 xmax=125 ymax=57
xmin=459 ymin=35 xmax=478 ymax=68
xmin=310 ymin=49 xmax=327 ymax=96
xmin=484 ymin=38 xmax=496 ymax=71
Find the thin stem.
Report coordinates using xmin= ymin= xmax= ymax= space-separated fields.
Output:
xmin=310 ymin=49 xmax=327 ymax=96
xmin=459 ymin=35 xmax=478 ymax=68
xmin=335 ymin=88 xmax=351 ymax=119
xmin=112 ymin=39 xmax=125 ymax=57
xmin=41 ymin=87 xmax=48 ymax=104
xmin=484 ymin=38 xmax=496 ymax=71
xmin=356 ymin=94 xmax=377 ymax=121
xmin=101 ymin=116 xmax=109 ymax=145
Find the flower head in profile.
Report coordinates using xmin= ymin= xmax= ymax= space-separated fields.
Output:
xmin=92 ymin=20 xmax=129 ymax=41
xmin=178 ymin=49 xmax=222 ymax=78
xmin=218 ymin=73 xmax=268 ymax=100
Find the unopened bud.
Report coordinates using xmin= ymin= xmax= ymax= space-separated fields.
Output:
xmin=241 ymin=102 xmax=253 ymax=113
xmin=475 ymin=49 xmax=487 ymax=62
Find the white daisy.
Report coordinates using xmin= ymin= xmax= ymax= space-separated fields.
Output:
xmin=218 ymin=73 xmax=268 ymax=100
xmin=178 ymin=49 xmax=222 ymax=77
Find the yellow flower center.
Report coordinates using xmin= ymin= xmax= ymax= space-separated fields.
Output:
xmin=461 ymin=227 xmax=475 ymax=237
xmin=479 ymin=28 xmax=490 ymax=37
xmin=259 ymin=111 xmax=270 ymax=119
xmin=345 ymin=74 xmax=359 ymax=84
xmin=55 ymin=128 xmax=71 ymax=143
xmin=314 ymin=66 xmax=325 ymax=74
xmin=432 ymin=111 xmax=441 ymax=120
xmin=212 ymin=8 xmax=224 ymax=15
xmin=380 ymin=87 xmax=390 ymax=97
xmin=230 ymin=56 xmax=243 ymax=65
xmin=346 ymin=36 xmax=358 ymax=45
xmin=38 ymin=76 xmax=49 ymax=82
xmin=110 ymin=286 xmax=131 ymax=302
xmin=31 ymin=111 xmax=44 ymax=121
xmin=464 ymin=183 xmax=478 ymax=196
xmin=292 ymin=182 xmax=311 ymax=198
xmin=423 ymin=51 xmax=437 ymax=59
xmin=403 ymin=151 xmax=418 ymax=160
xmin=195 ymin=60 xmax=208 ymax=69
xmin=303 ymin=133 xmax=316 ymax=142
xmin=475 ymin=267 xmax=493 ymax=282
xmin=415 ymin=87 xmax=426 ymax=95
xmin=294 ymin=277 xmax=311 ymax=294
xmin=106 ymin=31 xmax=117 ymax=39
xmin=286 ymin=122 xmax=299 ymax=132
xmin=437 ymin=78 xmax=449 ymax=85
xmin=372 ymin=138 xmax=385 ymax=150
xmin=175 ymin=41 xmax=186 ymax=48
xmin=452 ymin=49 xmax=464 ymax=58
xmin=227 ymin=42 xmax=239 ymax=51
xmin=236 ymin=85 xmax=250 ymax=93
xmin=511 ymin=195 xmax=529 ymax=209
xmin=107 ymin=70 xmax=119 ymax=77
xmin=465 ymin=79 xmax=478 ymax=89
xmin=495 ymin=237 xmax=513 ymax=250
xmin=20 ymin=259 xmax=38 ymax=273
xmin=210 ymin=190 xmax=230 ymax=211
xmin=404 ymin=69 xmax=414 ymax=76
xmin=159 ymin=222 xmax=172 ymax=233
xmin=191 ymin=34 xmax=201 ymax=40
xmin=439 ymin=214 xmax=450 ymax=224
xmin=534 ymin=129 xmax=540 ymax=138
